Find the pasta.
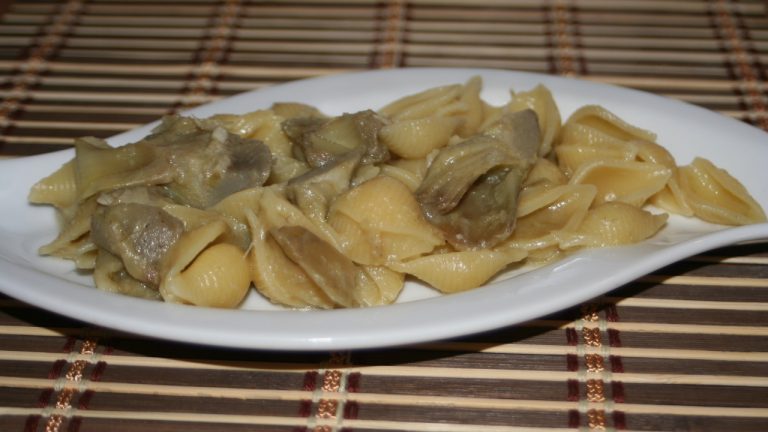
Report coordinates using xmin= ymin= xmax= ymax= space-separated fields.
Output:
xmin=29 ymin=77 xmax=767 ymax=310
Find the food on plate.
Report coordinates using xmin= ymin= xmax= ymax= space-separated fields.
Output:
xmin=29 ymin=77 xmax=766 ymax=309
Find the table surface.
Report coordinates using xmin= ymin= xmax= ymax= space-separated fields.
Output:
xmin=1 ymin=1 xmax=767 ymax=431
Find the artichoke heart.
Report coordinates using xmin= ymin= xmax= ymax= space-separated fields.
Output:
xmin=146 ymin=115 xmax=273 ymax=208
xmin=91 ymin=203 xmax=184 ymax=286
xmin=282 ymin=110 xmax=389 ymax=168
xmin=416 ymin=109 xmax=541 ymax=249
xmin=270 ymin=225 xmax=361 ymax=308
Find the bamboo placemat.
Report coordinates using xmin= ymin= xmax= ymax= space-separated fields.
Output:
xmin=1 ymin=1 xmax=767 ymax=431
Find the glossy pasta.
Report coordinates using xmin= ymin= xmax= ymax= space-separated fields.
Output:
xmin=29 ymin=77 xmax=767 ymax=309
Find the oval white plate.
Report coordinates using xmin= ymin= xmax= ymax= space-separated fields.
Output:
xmin=1 ymin=68 xmax=767 ymax=351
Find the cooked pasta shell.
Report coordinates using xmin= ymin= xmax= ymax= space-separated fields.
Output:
xmin=350 ymin=163 xmax=381 ymax=188
xmin=649 ymin=171 xmax=694 ymax=217
xmin=355 ymin=265 xmax=405 ymax=307
xmin=28 ymin=159 xmax=78 ymax=209
xmin=163 ymin=243 xmax=250 ymax=308
xmin=632 ymin=139 xmax=677 ymax=169
xmin=678 ymin=157 xmax=766 ymax=225
xmin=160 ymin=220 xmax=250 ymax=308
xmin=629 ymin=139 xmax=696 ymax=216
xmin=45 ymin=234 xmax=97 ymax=267
xmin=559 ymin=202 xmax=668 ymax=248
xmin=210 ymin=187 xmax=265 ymax=248
xmin=556 ymin=122 xmax=634 ymax=154
xmin=525 ymin=245 xmax=563 ymax=264
xmin=74 ymin=137 xmax=170 ymax=201
xmin=506 ymin=84 xmax=562 ymax=156
xmin=455 ymin=75 xmax=484 ymax=137
xmin=516 ymin=183 xmax=597 ymax=225
xmin=379 ymin=83 xmax=463 ymax=120
xmin=555 ymin=141 xmax=636 ymax=177
xmin=379 ymin=163 xmax=423 ymax=192
xmin=562 ymin=105 xmax=657 ymax=144
xmin=258 ymin=187 xmax=342 ymax=250
xmin=325 ymin=212 xmax=373 ymax=265
xmin=389 ymin=248 xmax=526 ymax=293
xmin=479 ymin=100 xmax=504 ymax=131
xmin=385 ymin=158 xmax=429 ymax=183
xmin=161 ymin=204 xmax=245 ymax=250
xmin=507 ymin=183 xmax=597 ymax=251
xmin=245 ymin=211 xmax=333 ymax=309
xmin=569 ymin=160 xmax=672 ymax=207
xmin=523 ymin=157 xmax=568 ymax=187
xmin=379 ymin=116 xmax=461 ymax=159
xmin=39 ymin=196 xmax=99 ymax=256
xmin=161 ymin=219 xmax=226 ymax=278
xmin=328 ymin=176 xmax=444 ymax=265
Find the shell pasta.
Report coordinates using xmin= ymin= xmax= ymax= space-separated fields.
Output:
xmin=29 ymin=77 xmax=766 ymax=309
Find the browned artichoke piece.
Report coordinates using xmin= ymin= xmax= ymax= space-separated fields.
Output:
xmin=147 ymin=116 xmax=272 ymax=208
xmin=91 ymin=203 xmax=184 ymax=286
xmin=269 ymin=225 xmax=360 ymax=308
xmin=285 ymin=150 xmax=362 ymax=220
xmin=281 ymin=110 xmax=389 ymax=168
xmin=416 ymin=109 xmax=541 ymax=250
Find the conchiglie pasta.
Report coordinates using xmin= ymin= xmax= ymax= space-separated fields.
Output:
xmin=555 ymin=105 xmax=657 ymax=177
xmin=379 ymin=77 xmax=483 ymax=137
xmin=379 ymin=83 xmax=464 ymax=121
xmin=74 ymin=137 xmax=168 ymax=200
xmin=355 ymin=265 xmax=405 ymax=307
xmin=328 ymin=175 xmax=444 ymax=265
xmin=555 ymin=141 xmax=637 ymax=177
xmin=379 ymin=116 xmax=461 ymax=159
xmin=559 ymin=202 xmax=668 ymax=248
xmin=245 ymin=211 xmax=334 ymax=309
xmin=258 ymin=187 xmax=342 ymax=250
xmin=389 ymin=248 xmax=526 ymax=293
xmin=678 ymin=157 xmax=767 ymax=225
xmin=28 ymin=160 xmax=78 ymax=209
xmin=569 ymin=160 xmax=672 ymax=207
xmin=379 ymin=163 xmax=424 ymax=192
xmin=524 ymin=157 xmax=568 ymax=187
xmin=160 ymin=220 xmax=250 ymax=308
xmin=210 ymin=187 xmax=265 ymax=248
xmin=38 ymin=196 xmax=99 ymax=258
xmin=649 ymin=171 xmax=694 ymax=217
xmin=562 ymin=105 xmax=657 ymax=144
xmin=455 ymin=75 xmax=484 ymax=137
xmin=629 ymin=139 xmax=695 ymax=217
xmin=507 ymin=183 xmax=597 ymax=251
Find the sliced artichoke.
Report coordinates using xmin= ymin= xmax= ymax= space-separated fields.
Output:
xmin=282 ymin=110 xmax=389 ymax=168
xmin=416 ymin=109 xmax=541 ymax=249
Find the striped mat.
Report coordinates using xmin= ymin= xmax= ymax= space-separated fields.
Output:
xmin=1 ymin=1 xmax=767 ymax=431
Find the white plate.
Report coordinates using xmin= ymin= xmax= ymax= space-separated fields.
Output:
xmin=1 ymin=68 xmax=767 ymax=351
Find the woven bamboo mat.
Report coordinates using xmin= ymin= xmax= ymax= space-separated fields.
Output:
xmin=1 ymin=1 xmax=768 ymax=431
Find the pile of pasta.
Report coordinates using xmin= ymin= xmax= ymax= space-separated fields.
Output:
xmin=29 ymin=77 xmax=766 ymax=309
